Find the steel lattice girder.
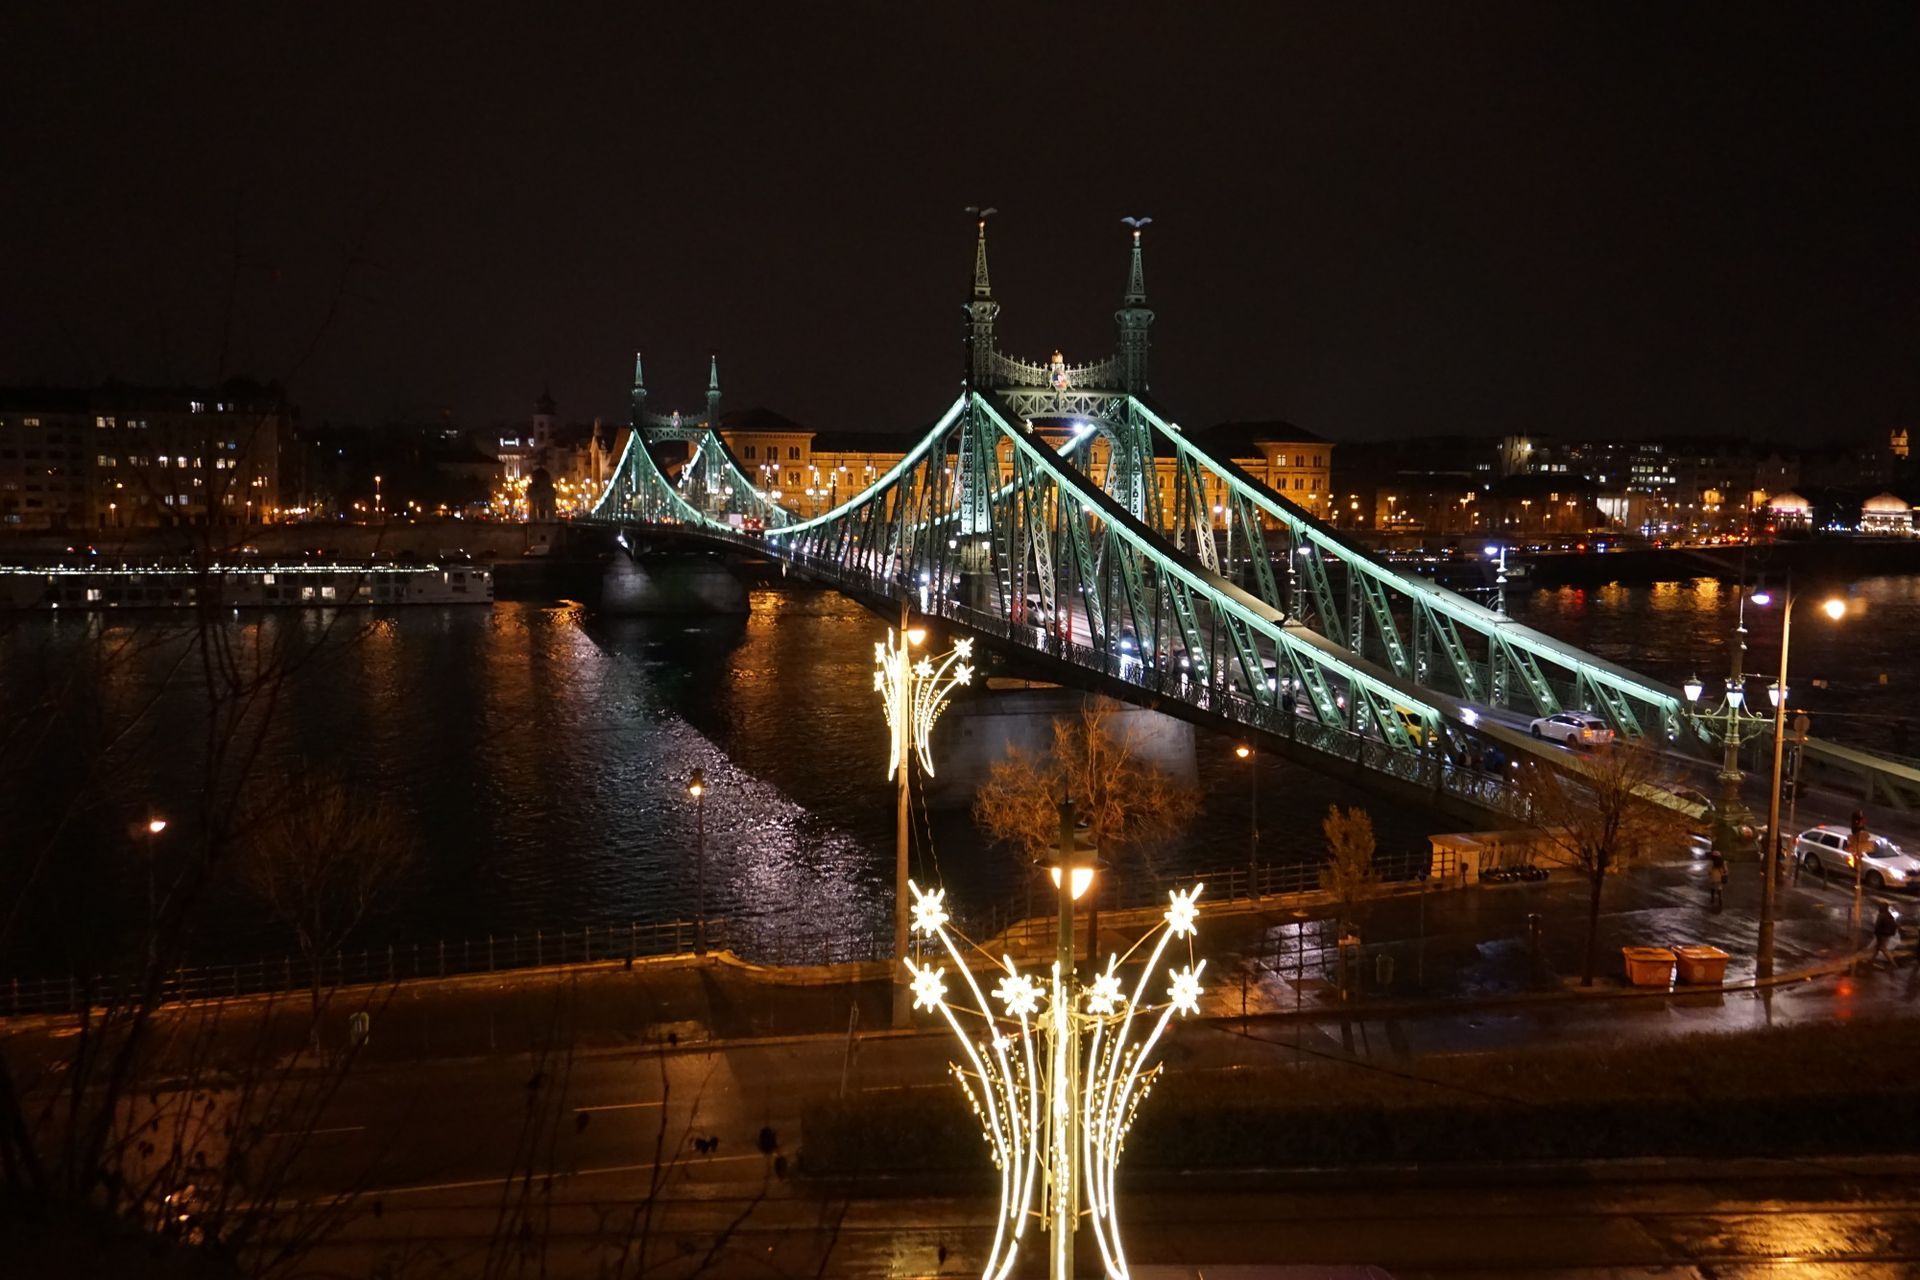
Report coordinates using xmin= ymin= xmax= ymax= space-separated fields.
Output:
xmin=588 ymin=385 xmax=1920 ymax=818
xmin=1120 ymin=398 xmax=1685 ymax=737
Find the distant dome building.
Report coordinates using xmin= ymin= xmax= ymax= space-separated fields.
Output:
xmin=1860 ymin=492 xmax=1913 ymax=536
xmin=1767 ymin=491 xmax=1812 ymax=530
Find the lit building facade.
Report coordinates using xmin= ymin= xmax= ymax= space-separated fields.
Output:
xmin=0 ymin=383 xmax=289 ymax=529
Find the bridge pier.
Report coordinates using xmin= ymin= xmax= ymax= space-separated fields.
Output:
xmin=598 ymin=551 xmax=749 ymax=616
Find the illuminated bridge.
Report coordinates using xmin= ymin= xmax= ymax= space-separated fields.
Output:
xmin=584 ymin=220 xmax=1920 ymax=822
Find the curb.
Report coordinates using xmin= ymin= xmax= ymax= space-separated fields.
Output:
xmin=1207 ymin=940 xmax=1881 ymax=1031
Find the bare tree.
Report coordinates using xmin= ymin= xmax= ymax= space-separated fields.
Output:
xmin=972 ymin=698 xmax=1199 ymax=862
xmin=235 ymin=771 xmax=413 ymax=1027
xmin=1318 ymin=805 xmax=1380 ymax=938
xmin=1517 ymin=742 xmax=1676 ymax=986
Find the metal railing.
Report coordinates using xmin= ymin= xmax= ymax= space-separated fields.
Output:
xmin=1 ymin=915 xmax=890 ymax=1019
xmin=949 ymin=847 xmax=1453 ymax=954
xmin=784 ymin=555 xmax=1529 ymax=820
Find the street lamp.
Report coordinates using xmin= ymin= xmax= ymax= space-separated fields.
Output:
xmin=1750 ymin=584 xmax=1849 ymax=978
xmin=874 ymin=615 xmax=973 ymax=1024
xmin=1235 ymin=743 xmax=1258 ymax=895
xmin=142 ymin=815 xmax=167 ymax=967
xmin=901 ymin=810 xmax=1206 ymax=1280
xmin=686 ymin=768 xmax=707 ymax=955
xmin=1681 ymin=587 xmax=1756 ymax=821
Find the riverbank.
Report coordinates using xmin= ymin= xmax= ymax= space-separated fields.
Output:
xmin=1518 ymin=535 xmax=1920 ymax=586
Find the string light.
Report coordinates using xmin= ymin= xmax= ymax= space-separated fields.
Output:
xmin=905 ymin=877 xmax=1206 ymax=1279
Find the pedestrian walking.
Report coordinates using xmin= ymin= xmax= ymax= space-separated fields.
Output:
xmin=1707 ymin=850 xmax=1728 ymax=912
xmin=1871 ymin=903 xmax=1899 ymax=970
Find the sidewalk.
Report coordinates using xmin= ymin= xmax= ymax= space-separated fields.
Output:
xmin=1 ymin=862 xmax=1906 ymax=1078
xmin=1199 ymin=858 xmax=1895 ymax=1016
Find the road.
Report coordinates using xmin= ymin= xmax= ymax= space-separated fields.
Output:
xmin=227 ymin=964 xmax=1920 ymax=1277
xmin=290 ymin=1156 xmax=1920 ymax=1277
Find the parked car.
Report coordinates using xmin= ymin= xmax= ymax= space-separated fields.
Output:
xmin=1528 ymin=711 xmax=1616 ymax=748
xmin=1794 ymin=825 xmax=1920 ymax=892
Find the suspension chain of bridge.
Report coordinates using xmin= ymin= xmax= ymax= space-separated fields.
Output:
xmin=582 ymin=220 xmax=1920 ymax=821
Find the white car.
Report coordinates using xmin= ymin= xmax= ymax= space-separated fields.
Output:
xmin=1529 ymin=711 xmax=1616 ymax=748
xmin=1794 ymin=825 xmax=1920 ymax=893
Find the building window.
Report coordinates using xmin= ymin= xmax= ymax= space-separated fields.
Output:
xmin=788 ymin=446 xmax=800 ymax=460
xmin=744 ymin=445 xmax=756 ymax=459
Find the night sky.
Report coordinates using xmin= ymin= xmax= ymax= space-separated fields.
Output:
xmin=3 ymin=3 xmax=1915 ymax=443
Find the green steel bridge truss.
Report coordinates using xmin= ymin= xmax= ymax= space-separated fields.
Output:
xmin=587 ymin=392 xmax=1920 ymax=817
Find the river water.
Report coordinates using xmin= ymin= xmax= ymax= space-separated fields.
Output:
xmin=1 ymin=574 xmax=1915 ymax=975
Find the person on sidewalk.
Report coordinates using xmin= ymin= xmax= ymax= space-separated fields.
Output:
xmin=1707 ymin=851 xmax=1729 ymax=912
xmin=1870 ymin=903 xmax=1899 ymax=970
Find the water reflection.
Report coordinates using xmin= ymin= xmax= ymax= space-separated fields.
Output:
xmin=3 ymin=572 xmax=1913 ymax=971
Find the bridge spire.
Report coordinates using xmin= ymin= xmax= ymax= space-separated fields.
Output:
xmin=1116 ymin=217 xmax=1155 ymax=394
xmin=630 ymin=351 xmax=647 ymax=425
xmin=963 ymin=207 xmax=1001 ymax=387
xmin=705 ymin=353 xmax=721 ymax=425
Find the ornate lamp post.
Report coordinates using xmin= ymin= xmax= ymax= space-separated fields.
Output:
xmin=1679 ymin=588 xmax=1760 ymax=840
xmin=903 ymin=810 xmax=1205 ymax=1280
xmin=875 ymin=615 xmax=973 ymax=1024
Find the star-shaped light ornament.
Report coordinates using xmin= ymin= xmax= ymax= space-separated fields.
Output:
xmin=907 ymin=960 xmax=948 ymax=1011
xmin=953 ymin=638 xmax=974 ymax=661
xmin=1167 ymin=963 xmax=1206 ymax=1016
xmin=1164 ymin=884 xmax=1203 ymax=939
xmin=915 ymin=657 xmax=935 ymax=679
xmin=953 ymin=663 xmax=975 ymax=685
xmin=909 ymin=884 xmax=949 ymax=936
xmin=993 ymin=972 xmax=1043 ymax=1018
xmin=1084 ymin=971 xmax=1125 ymax=1016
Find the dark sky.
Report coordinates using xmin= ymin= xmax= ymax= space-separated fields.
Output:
xmin=3 ymin=3 xmax=1915 ymax=442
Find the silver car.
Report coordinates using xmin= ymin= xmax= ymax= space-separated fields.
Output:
xmin=1794 ymin=825 xmax=1920 ymax=892
xmin=1529 ymin=711 xmax=1616 ymax=748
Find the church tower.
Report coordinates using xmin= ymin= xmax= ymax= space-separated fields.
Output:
xmin=1115 ymin=218 xmax=1155 ymax=393
xmin=532 ymin=386 xmax=557 ymax=452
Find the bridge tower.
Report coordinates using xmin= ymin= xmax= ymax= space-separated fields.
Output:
xmin=629 ymin=352 xmax=647 ymax=427
xmin=1115 ymin=218 xmax=1154 ymax=394
xmin=963 ymin=210 xmax=1000 ymax=387
xmin=705 ymin=354 xmax=722 ymax=426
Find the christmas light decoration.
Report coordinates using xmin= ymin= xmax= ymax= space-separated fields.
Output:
xmin=906 ymin=876 xmax=1206 ymax=1279
xmin=873 ymin=630 xmax=973 ymax=780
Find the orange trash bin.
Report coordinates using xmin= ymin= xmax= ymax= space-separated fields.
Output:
xmin=1621 ymin=946 xmax=1676 ymax=987
xmin=1673 ymin=945 xmax=1731 ymax=985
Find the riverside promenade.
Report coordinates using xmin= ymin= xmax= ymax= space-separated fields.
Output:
xmin=4 ymin=859 xmax=1910 ymax=1074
